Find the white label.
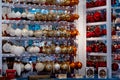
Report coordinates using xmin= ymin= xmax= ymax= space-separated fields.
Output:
xmin=58 ymin=74 xmax=67 ymax=79
xmin=75 ymin=74 xmax=83 ymax=78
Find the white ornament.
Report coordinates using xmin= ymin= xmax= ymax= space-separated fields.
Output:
xmin=2 ymin=24 xmax=8 ymax=34
xmin=15 ymin=28 xmax=22 ymax=37
xmin=55 ymin=45 xmax=61 ymax=54
xmin=15 ymin=11 xmax=22 ymax=18
xmin=11 ymin=46 xmax=25 ymax=56
xmin=7 ymin=12 xmax=12 ymax=19
xmin=28 ymin=30 xmax=33 ymax=37
xmin=9 ymin=28 xmax=15 ymax=36
xmin=21 ymin=63 xmax=25 ymax=72
xmin=22 ymin=28 xmax=29 ymax=37
xmin=3 ymin=42 xmax=12 ymax=52
xmin=11 ymin=11 xmax=16 ymax=19
xmin=6 ymin=25 xmax=12 ymax=34
xmin=34 ymin=30 xmax=43 ymax=37
xmin=16 ymin=63 xmax=21 ymax=76
xmin=21 ymin=12 xmax=27 ymax=18
xmin=35 ymin=62 xmax=44 ymax=72
xmin=27 ymin=46 xmax=34 ymax=53
xmin=116 ymin=26 xmax=120 ymax=31
xmin=27 ymin=13 xmax=35 ymax=20
xmin=25 ymin=63 xmax=32 ymax=71
xmin=2 ymin=62 xmax=8 ymax=74
xmin=11 ymin=45 xmax=17 ymax=53
xmin=115 ymin=18 xmax=120 ymax=24
xmin=54 ymin=63 xmax=60 ymax=71
xmin=34 ymin=46 xmax=40 ymax=53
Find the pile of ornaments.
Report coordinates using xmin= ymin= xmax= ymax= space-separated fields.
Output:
xmin=3 ymin=58 xmax=82 ymax=77
xmin=27 ymin=44 xmax=77 ymax=55
xmin=2 ymin=42 xmax=77 ymax=55
xmin=86 ymin=0 xmax=106 ymax=8
xmin=4 ymin=10 xmax=79 ymax=22
xmin=87 ymin=10 xmax=106 ymax=23
xmin=5 ymin=27 xmax=33 ymax=37
xmin=87 ymin=25 xmax=106 ymax=38
xmin=34 ymin=28 xmax=79 ymax=38
xmin=21 ymin=61 xmax=82 ymax=72
xmin=87 ymin=41 xmax=107 ymax=53
xmin=3 ymin=25 xmax=79 ymax=38
xmin=2 ymin=42 xmax=25 ymax=56
xmin=87 ymin=60 xmax=106 ymax=70
xmin=2 ymin=0 xmax=79 ymax=6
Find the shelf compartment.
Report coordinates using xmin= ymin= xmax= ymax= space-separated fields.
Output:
xmin=2 ymin=37 xmax=75 ymax=41
xmin=87 ymin=37 xmax=106 ymax=41
xmin=2 ymin=3 xmax=72 ymax=10
xmin=2 ymin=20 xmax=73 ymax=24
xmin=87 ymin=22 xmax=107 ymax=26
xmin=87 ymin=6 xmax=107 ymax=11
xmin=2 ymin=53 xmax=15 ymax=57
xmin=87 ymin=53 xmax=107 ymax=56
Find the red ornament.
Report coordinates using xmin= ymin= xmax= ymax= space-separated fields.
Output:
xmin=91 ymin=31 xmax=95 ymax=37
xmin=95 ymin=0 xmax=106 ymax=7
xmin=87 ymin=32 xmax=91 ymax=38
xmin=86 ymin=2 xmax=90 ymax=8
xmin=87 ymin=46 xmax=92 ymax=52
xmin=112 ymin=28 xmax=116 ymax=35
xmin=112 ymin=63 xmax=119 ymax=71
xmin=89 ymin=1 xmax=95 ymax=8
xmin=118 ymin=44 xmax=120 ymax=48
xmin=99 ymin=0 xmax=106 ymax=6
xmin=112 ymin=14 xmax=116 ymax=22
xmin=87 ymin=13 xmax=91 ymax=22
xmin=94 ymin=44 xmax=100 ymax=52
xmin=101 ymin=11 xmax=106 ymax=21
xmin=94 ymin=11 xmax=101 ymax=22
xmin=102 ymin=46 xmax=107 ymax=53
xmin=95 ymin=0 xmax=101 ymax=7
xmin=112 ymin=45 xmax=116 ymax=52
xmin=94 ymin=26 xmax=101 ymax=37
xmin=87 ymin=61 xmax=93 ymax=66
xmin=101 ymin=29 xmax=107 ymax=35
xmin=89 ymin=13 xmax=94 ymax=22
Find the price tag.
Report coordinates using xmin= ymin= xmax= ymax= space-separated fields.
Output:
xmin=58 ymin=74 xmax=67 ymax=79
xmin=75 ymin=74 xmax=83 ymax=78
